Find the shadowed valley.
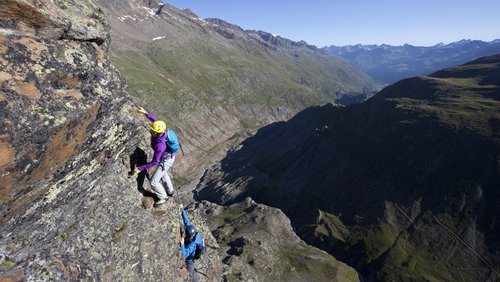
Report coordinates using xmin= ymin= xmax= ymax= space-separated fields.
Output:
xmin=195 ymin=55 xmax=500 ymax=281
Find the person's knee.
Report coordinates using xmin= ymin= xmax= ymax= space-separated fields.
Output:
xmin=151 ymin=175 xmax=165 ymax=190
xmin=150 ymin=177 xmax=160 ymax=186
xmin=187 ymin=265 xmax=199 ymax=282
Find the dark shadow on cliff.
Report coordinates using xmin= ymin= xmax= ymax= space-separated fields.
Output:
xmin=130 ymin=147 xmax=155 ymax=198
xmin=193 ymin=54 xmax=500 ymax=281
xmin=194 ymin=93 xmax=500 ymax=280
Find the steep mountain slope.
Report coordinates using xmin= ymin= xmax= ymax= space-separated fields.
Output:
xmin=0 ymin=1 xmax=223 ymax=280
xmin=195 ymin=55 xmax=500 ymax=281
xmin=194 ymin=198 xmax=359 ymax=282
xmin=324 ymin=40 xmax=500 ymax=84
xmin=93 ymin=0 xmax=380 ymax=180
xmin=0 ymin=1 xmax=360 ymax=281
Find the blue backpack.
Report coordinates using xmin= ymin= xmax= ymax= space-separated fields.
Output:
xmin=165 ymin=129 xmax=179 ymax=153
xmin=194 ymin=236 xmax=205 ymax=259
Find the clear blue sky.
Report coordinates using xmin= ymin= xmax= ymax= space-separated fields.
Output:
xmin=164 ymin=0 xmax=500 ymax=47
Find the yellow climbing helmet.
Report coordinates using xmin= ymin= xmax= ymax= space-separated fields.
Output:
xmin=150 ymin=120 xmax=167 ymax=133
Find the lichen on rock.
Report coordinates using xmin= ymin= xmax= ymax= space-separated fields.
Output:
xmin=0 ymin=0 xmax=223 ymax=281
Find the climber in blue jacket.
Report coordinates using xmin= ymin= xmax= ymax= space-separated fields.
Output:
xmin=180 ymin=204 xmax=204 ymax=282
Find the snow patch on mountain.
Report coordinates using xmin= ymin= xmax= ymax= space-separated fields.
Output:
xmin=142 ymin=6 xmax=156 ymax=16
xmin=117 ymin=15 xmax=137 ymax=22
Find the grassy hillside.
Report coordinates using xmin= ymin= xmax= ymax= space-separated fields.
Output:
xmin=109 ymin=28 xmax=378 ymax=116
xmin=93 ymin=0 xmax=380 ymax=180
xmin=112 ymin=37 xmax=322 ymax=111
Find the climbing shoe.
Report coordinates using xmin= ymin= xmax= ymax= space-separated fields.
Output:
xmin=154 ymin=198 xmax=167 ymax=207
xmin=167 ymin=190 xmax=174 ymax=197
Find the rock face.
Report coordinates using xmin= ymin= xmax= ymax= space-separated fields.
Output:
xmin=0 ymin=1 xmax=222 ymax=280
xmin=0 ymin=0 xmax=125 ymax=226
xmin=195 ymin=55 xmax=500 ymax=281
xmin=0 ymin=0 xmax=108 ymax=44
xmin=196 ymin=198 xmax=359 ymax=282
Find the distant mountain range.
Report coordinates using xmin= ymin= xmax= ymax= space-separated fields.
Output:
xmin=323 ymin=39 xmax=500 ymax=84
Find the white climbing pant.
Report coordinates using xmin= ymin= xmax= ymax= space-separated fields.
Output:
xmin=150 ymin=156 xmax=175 ymax=199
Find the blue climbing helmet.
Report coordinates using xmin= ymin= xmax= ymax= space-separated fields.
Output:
xmin=186 ymin=225 xmax=196 ymax=238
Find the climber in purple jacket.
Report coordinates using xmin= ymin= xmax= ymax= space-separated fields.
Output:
xmin=132 ymin=107 xmax=175 ymax=207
